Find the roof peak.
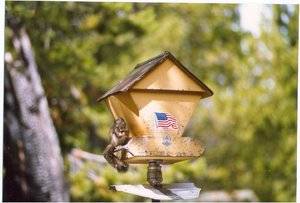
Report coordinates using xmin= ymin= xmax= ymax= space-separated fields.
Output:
xmin=97 ymin=51 xmax=213 ymax=102
xmin=134 ymin=51 xmax=171 ymax=69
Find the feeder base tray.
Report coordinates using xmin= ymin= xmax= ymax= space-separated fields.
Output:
xmin=122 ymin=136 xmax=205 ymax=164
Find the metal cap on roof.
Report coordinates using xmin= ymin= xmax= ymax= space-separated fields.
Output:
xmin=97 ymin=51 xmax=213 ymax=102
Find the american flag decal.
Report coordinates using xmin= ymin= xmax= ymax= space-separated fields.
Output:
xmin=155 ymin=112 xmax=178 ymax=130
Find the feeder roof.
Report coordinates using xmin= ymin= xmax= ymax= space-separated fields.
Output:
xmin=97 ymin=51 xmax=213 ymax=102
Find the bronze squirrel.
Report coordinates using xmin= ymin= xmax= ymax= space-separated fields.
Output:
xmin=103 ymin=118 xmax=130 ymax=172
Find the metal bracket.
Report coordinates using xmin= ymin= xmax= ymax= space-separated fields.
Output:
xmin=110 ymin=183 xmax=201 ymax=200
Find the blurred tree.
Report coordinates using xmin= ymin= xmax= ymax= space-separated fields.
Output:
xmin=4 ymin=13 xmax=68 ymax=201
xmin=4 ymin=2 xmax=297 ymax=202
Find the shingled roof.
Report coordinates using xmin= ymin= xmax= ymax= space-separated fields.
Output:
xmin=97 ymin=51 xmax=213 ymax=102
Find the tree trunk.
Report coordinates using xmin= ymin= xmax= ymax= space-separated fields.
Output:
xmin=4 ymin=18 xmax=69 ymax=201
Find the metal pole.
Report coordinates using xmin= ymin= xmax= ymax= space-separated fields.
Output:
xmin=147 ymin=161 xmax=163 ymax=202
xmin=147 ymin=160 xmax=163 ymax=187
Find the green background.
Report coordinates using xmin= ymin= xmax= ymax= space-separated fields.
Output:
xmin=5 ymin=2 xmax=298 ymax=201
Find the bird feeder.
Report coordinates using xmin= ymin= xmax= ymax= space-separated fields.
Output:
xmin=97 ymin=51 xmax=213 ymax=200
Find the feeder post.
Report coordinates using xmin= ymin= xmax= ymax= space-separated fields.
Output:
xmin=147 ymin=160 xmax=163 ymax=187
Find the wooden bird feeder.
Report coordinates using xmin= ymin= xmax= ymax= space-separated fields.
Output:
xmin=98 ymin=51 xmax=213 ymax=165
xmin=98 ymin=51 xmax=213 ymax=200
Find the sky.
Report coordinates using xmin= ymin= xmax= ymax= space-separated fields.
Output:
xmin=239 ymin=4 xmax=272 ymax=37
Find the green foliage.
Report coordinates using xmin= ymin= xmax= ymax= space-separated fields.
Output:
xmin=5 ymin=2 xmax=297 ymax=201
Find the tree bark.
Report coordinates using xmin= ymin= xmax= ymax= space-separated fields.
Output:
xmin=4 ymin=17 xmax=69 ymax=201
